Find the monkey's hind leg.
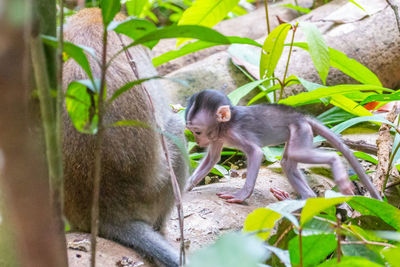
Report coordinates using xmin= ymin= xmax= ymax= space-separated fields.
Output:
xmin=101 ymin=221 xmax=179 ymax=267
xmin=285 ymin=122 xmax=354 ymax=197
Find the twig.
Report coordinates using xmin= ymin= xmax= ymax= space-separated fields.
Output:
xmin=273 ymin=225 xmax=294 ymax=247
xmin=299 ymin=228 xmax=303 ymax=267
xmin=374 ymin=105 xmax=400 ymax=195
xmin=340 ymin=241 xmax=395 ymax=247
xmin=118 ymin=35 xmax=186 ymax=265
xmin=280 ymin=23 xmax=298 ymax=100
xmin=386 ymin=0 xmax=400 ymax=35
xmin=336 ymin=214 xmax=341 ymax=263
xmin=90 ymin=23 xmax=108 ymax=267
xmin=320 ymin=139 xmax=378 ymax=155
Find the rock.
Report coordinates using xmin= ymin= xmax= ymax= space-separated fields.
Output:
xmin=165 ymin=165 xmax=334 ymax=252
xmin=66 ymin=233 xmax=150 ymax=267
xmin=154 ymin=0 xmax=313 ymax=75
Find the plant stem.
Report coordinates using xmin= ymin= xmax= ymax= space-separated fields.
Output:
xmin=264 ymin=0 xmax=271 ymax=34
xmin=336 ymin=214 xmax=341 ymax=263
xmin=90 ymin=25 xmax=108 ymax=267
xmin=299 ymin=228 xmax=303 ymax=267
xmin=279 ymin=23 xmax=298 ymax=100
xmin=383 ymin=141 xmax=400 ymax=193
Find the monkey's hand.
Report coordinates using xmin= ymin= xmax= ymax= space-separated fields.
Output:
xmin=216 ymin=189 xmax=252 ymax=204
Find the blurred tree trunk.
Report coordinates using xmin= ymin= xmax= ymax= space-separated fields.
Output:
xmin=0 ymin=0 xmax=68 ymax=266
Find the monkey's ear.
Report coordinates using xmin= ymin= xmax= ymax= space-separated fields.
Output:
xmin=216 ymin=105 xmax=231 ymax=122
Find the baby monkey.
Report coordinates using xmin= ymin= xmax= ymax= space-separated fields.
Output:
xmin=185 ymin=89 xmax=382 ymax=203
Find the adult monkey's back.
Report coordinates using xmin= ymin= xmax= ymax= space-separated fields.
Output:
xmin=62 ymin=8 xmax=188 ymax=267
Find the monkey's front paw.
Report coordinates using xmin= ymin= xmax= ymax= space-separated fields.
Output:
xmin=216 ymin=190 xmax=250 ymax=204
xmin=270 ymin=188 xmax=291 ymax=201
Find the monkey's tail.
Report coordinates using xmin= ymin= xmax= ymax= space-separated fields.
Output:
xmin=306 ymin=117 xmax=382 ymax=200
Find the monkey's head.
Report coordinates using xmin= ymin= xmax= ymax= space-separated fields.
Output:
xmin=185 ymin=90 xmax=232 ymax=147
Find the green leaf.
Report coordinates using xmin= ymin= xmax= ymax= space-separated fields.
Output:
xmin=280 ymin=3 xmax=311 ymax=13
xmin=317 ymin=106 xmax=355 ymax=125
xmin=348 ymin=0 xmax=365 ymax=11
xmin=125 ymin=0 xmax=147 ymax=17
xmin=109 ymin=17 xmax=156 ymax=39
xmin=101 ymin=0 xmax=121 ymax=26
xmin=329 ymin=48 xmax=381 ymax=86
xmin=348 ymin=197 xmax=400 ymax=231
xmin=267 ymin=199 xmax=306 ymax=228
xmin=108 ymin=76 xmax=160 ymax=103
xmin=289 ymin=234 xmax=337 ymax=266
xmin=228 ymin=78 xmax=270 ymax=105
xmin=329 ymin=94 xmax=373 ymax=117
xmin=291 ymin=43 xmax=381 ymax=86
xmin=243 ymin=208 xmax=282 ymax=240
xmin=152 ymin=36 xmax=261 ymax=67
xmin=360 ymin=92 xmax=400 ymax=105
xmin=279 ymin=84 xmax=392 ymax=106
xmin=372 ymin=230 xmax=400 ymax=241
xmin=300 ymin=22 xmax=330 ymax=84
xmin=317 ymin=256 xmax=383 ymax=267
xmin=261 ymin=146 xmax=283 ymax=162
xmin=264 ymin=245 xmax=291 ymax=267
xmin=260 ymin=23 xmax=292 ymax=81
xmin=66 ymin=80 xmax=99 ymax=134
xmin=128 ymin=25 xmax=230 ymax=50
xmin=381 ymin=247 xmax=400 ymax=266
xmin=42 ymin=35 xmax=95 ymax=82
xmin=187 ymin=232 xmax=268 ymax=267
xmin=353 ymin=152 xmax=378 ymax=164
xmin=177 ymin=0 xmax=240 ymax=46
xmin=301 ymin=197 xmax=352 ymax=226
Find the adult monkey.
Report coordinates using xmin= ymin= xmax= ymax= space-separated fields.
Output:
xmin=185 ymin=89 xmax=382 ymax=203
xmin=63 ymin=8 xmax=188 ymax=267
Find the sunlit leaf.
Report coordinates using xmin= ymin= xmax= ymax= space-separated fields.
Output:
xmin=125 ymin=0 xmax=147 ymax=17
xmin=101 ymin=0 xmax=121 ymax=26
xmin=259 ymin=23 xmax=291 ymax=81
xmin=381 ymin=247 xmax=400 ymax=266
xmin=66 ymin=80 xmax=100 ymax=134
xmin=300 ymin=22 xmax=330 ymax=84
xmin=177 ymin=0 xmax=240 ymax=46
xmin=187 ymin=232 xmax=268 ymax=267
xmin=228 ymin=78 xmax=270 ymax=105
xmin=243 ymin=208 xmax=281 ymax=240
xmin=317 ymin=256 xmax=383 ymax=266
xmin=289 ymin=234 xmax=337 ymax=266
xmin=108 ymin=76 xmax=160 ymax=103
xmin=280 ymin=3 xmax=311 ymax=13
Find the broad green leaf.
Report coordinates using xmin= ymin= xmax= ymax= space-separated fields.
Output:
xmin=187 ymin=232 xmax=267 ymax=267
xmin=329 ymin=48 xmax=381 ymax=86
xmin=300 ymin=22 xmax=330 ymax=84
xmin=280 ymin=3 xmax=311 ymax=13
xmin=342 ymin=237 xmax=384 ymax=264
xmin=177 ymin=0 xmax=240 ymax=46
xmin=301 ymin=197 xmax=352 ymax=226
xmin=259 ymin=23 xmax=292 ymax=80
xmin=372 ymin=230 xmax=400 ymax=241
xmin=153 ymin=36 xmax=261 ymax=67
xmin=353 ymin=152 xmax=378 ymax=164
xmin=279 ymin=84 xmax=392 ymax=106
xmin=228 ymin=78 xmax=270 ymax=105
xmin=126 ymin=25 xmax=230 ymax=49
xmin=381 ymin=247 xmax=400 ymax=266
xmin=108 ymin=76 xmax=160 ymax=103
xmin=291 ymin=43 xmax=381 ymax=86
xmin=125 ymin=0 xmax=147 ymax=17
xmin=267 ymin=199 xmax=306 ymax=228
xmin=261 ymin=146 xmax=283 ymax=162
xmin=297 ymin=77 xmax=329 ymax=105
xmin=360 ymin=92 xmax=400 ymax=105
xmin=101 ymin=0 xmax=121 ymax=26
xmin=348 ymin=197 xmax=400 ymax=231
xmin=317 ymin=256 xmax=383 ymax=267
xmin=42 ymin=35 xmax=95 ymax=82
xmin=289 ymin=234 xmax=337 ymax=266
xmin=109 ymin=18 xmax=157 ymax=45
xmin=66 ymin=80 xmax=99 ymax=134
xmin=264 ymin=245 xmax=291 ymax=267
xmin=317 ymin=106 xmax=355 ymax=125
xmin=329 ymin=94 xmax=373 ymax=117
xmin=243 ymin=208 xmax=282 ymax=240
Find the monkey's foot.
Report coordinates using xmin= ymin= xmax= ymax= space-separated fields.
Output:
xmin=270 ymin=188 xmax=291 ymax=201
xmin=216 ymin=190 xmax=251 ymax=203
xmin=338 ymin=180 xmax=355 ymax=196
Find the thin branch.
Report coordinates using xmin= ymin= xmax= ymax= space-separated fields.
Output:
xmin=117 ymin=34 xmax=186 ymax=265
xmin=320 ymin=139 xmax=378 ymax=155
xmin=90 ymin=24 xmax=108 ymax=267
xmin=279 ymin=23 xmax=298 ymax=100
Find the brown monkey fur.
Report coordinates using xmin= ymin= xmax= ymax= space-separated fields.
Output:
xmin=63 ymin=8 xmax=187 ymax=267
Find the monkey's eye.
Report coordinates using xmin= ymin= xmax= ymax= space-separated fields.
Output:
xmin=195 ymin=131 xmax=201 ymax=135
